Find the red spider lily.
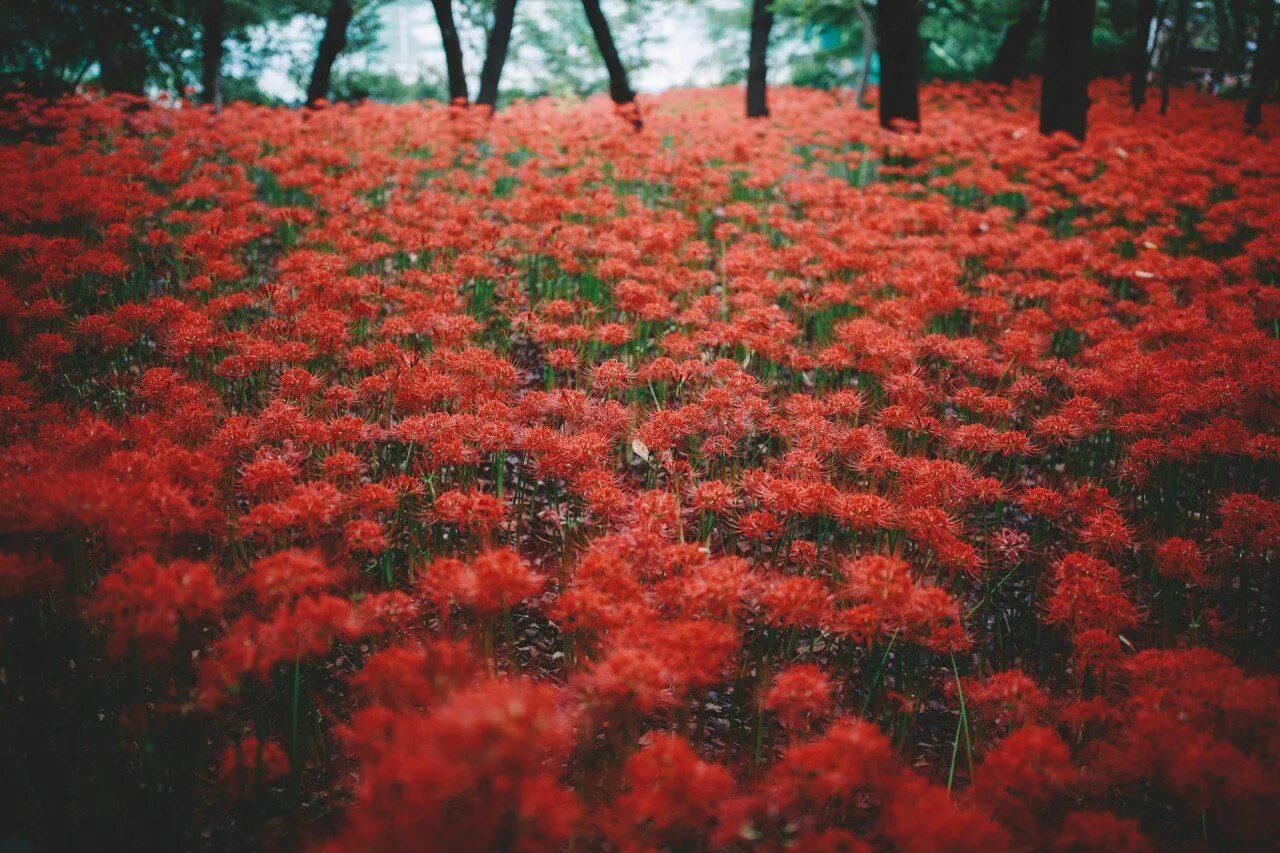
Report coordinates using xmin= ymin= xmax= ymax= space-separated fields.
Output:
xmin=765 ymin=663 xmax=834 ymax=731
xmin=2 ymin=83 xmax=1278 ymax=849
xmin=89 ymin=554 xmax=223 ymax=661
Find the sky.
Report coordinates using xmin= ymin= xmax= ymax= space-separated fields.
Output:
xmin=252 ymin=1 xmax=738 ymax=102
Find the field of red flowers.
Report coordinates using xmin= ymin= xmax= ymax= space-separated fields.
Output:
xmin=1 ymin=82 xmax=1278 ymax=850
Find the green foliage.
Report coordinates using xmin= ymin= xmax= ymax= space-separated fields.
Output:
xmin=699 ymin=0 xmax=1254 ymax=89
xmin=514 ymin=0 xmax=657 ymax=99
xmin=1 ymin=0 xmax=1270 ymax=102
xmin=330 ymin=68 xmax=444 ymax=102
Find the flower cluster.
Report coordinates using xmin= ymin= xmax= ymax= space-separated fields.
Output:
xmin=1 ymin=81 xmax=1278 ymax=848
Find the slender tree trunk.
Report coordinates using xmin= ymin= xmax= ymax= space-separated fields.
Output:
xmin=1245 ymin=0 xmax=1277 ymax=127
xmin=1039 ymin=0 xmax=1096 ymax=140
xmin=876 ymin=0 xmax=921 ymax=129
xmin=306 ymin=0 xmax=353 ymax=107
xmin=1159 ymin=0 xmax=1191 ymax=114
xmin=477 ymin=0 xmax=518 ymax=108
xmin=430 ymin=0 xmax=469 ymax=103
xmin=1212 ymin=0 xmax=1233 ymax=82
xmin=581 ymin=0 xmax=640 ymax=128
xmin=853 ymin=0 xmax=874 ymax=107
xmin=201 ymin=0 xmax=226 ymax=110
xmin=1130 ymin=0 xmax=1156 ymax=109
xmin=983 ymin=0 xmax=1045 ymax=86
xmin=746 ymin=0 xmax=774 ymax=117
xmin=1228 ymin=0 xmax=1251 ymax=68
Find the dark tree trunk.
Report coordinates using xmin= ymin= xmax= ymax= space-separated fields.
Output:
xmin=1245 ymin=0 xmax=1277 ymax=127
xmin=876 ymin=0 xmax=921 ymax=129
xmin=746 ymin=0 xmax=774 ymax=117
xmin=1228 ymin=0 xmax=1251 ymax=67
xmin=1039 ymin=0 xmax=1096 ymax=140
xmin=581 ymin=0 xmax=636 ymax=103
xmin=306 ymin=0 xmax=353 ymax=106
xmin=201 ymin=0 xmax=226 ymax=110
xmin=430 ymin=0 xmax=469 ymax=103
xmin=477 ymin=0 xmax=518 ymax=108
xmin=1212 ymin=0 xmax=1233 ymax=81
xmin=1130 ymin=0 xmax=1156 ymax=109
xmin=1159 ymin=0 xmax=1191 ymax=115
xmin=983 ymin=0 xmax=1045 ymax=86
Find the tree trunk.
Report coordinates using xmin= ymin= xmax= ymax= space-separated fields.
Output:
xmin=1212 ymin=0 xmax=1233 ymax=82
xmin=1039 ymin=0 xmax=1096 ymax=140
xmin=201 ymin=0 xmax=226 ymax=110
xmin=477 ymin=0 xmax=518 ymax=108
xmin=430 ymin=0 xmax=469 ymax=103
xmin=1130 ymin=0 xmax=1156 ymax=109
xmin=1228 ymin=0 xmax=1251 ymax=69
xmin=983 ymin=0 xmax=1045 ymax=86
xmin=746 ymin=0 xmax=774 ymax=117
xmin=306 ymin=0 xmax=353 ymax=107
xmin=581 ymin=0 xmax=640 ymax=126
xmin=1159 ymin=0 xmax=1191 ymax=115
xmin=853 ymin=0 xmax=874 ymax=107
xmin=1245 ymin=0 xmax=1277 ymax=127
xmin=876 ymin=0 xmax=921 ymax=129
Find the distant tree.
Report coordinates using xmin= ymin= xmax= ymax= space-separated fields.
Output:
xmin=1245 ymin=0 xmax=1277 ymax=127
xmin=430 ymin=0 xmax=469 ymax=103
xmin=582 ymin=0 xmax=639 ymax=123
xmin=747 ymin=0 xmax=775 ymax=117
xmin=876 ymin=0 xmax=920 ymax=129
xmin=1159 ymin=0 xmax=1191 ymax=114
xmin=477 ymin=0 xmax=518 ymax=107
xmin=983 ymin=0 xmax=1045 ymax=86
xmin=1039 ymin=0 xmax=1096 ymax=140
xmin=202 ymin=0 xmax=227 ymax=108
xmin=510 ymin=0 xmax=654 ymax=102
xmin=307 ymin=0 xmax=354 ymax=105
xmin=1130 ymin=0 xmax=1156 ymax=109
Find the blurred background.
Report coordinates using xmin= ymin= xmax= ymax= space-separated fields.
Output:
xmin=0 ymin=0 xmax=1245 ymax=105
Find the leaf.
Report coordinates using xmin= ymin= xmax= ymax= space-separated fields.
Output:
xmin=631 ymin=438 xmax=649 ymax=461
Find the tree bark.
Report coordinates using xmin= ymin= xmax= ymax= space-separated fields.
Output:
xmin=1212 ymin=0 xmax=1233 ymax=81
xmin=430 ymin=0 xmax=469 ymax=103
xmin=1130 ymin=0 xmax=1156 ymax=109
xmin=1039 ymin=0 xmax=1096 ymax=140
xmin=1159 ymin=0 xmax=1191 ymax=115
xmin=201 ymin=0 xmax=226 ymax=110
xmin=853 ymin=0 xmax=874 ymax=107
xmin=876 ymin=0 xmax=921 ymax=129
xmin=306 ymin=0 xmax=353 ymax=107
xmin=983 ymin=0 xmax=1045 ymax=86
xmin=1227 ymin=0 xmax=1251 ymax=69
xmin=746 ymin=0 xmax=774 ymax=117
xmin=1245 ymin=0 xmax=1277 ymax=127
xmin=477 ymin=0 xmax=518 ymax=108
xmin=581 ymin=0 xmax=636 ymax=103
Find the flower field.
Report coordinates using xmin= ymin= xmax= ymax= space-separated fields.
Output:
xmin=1 ymin=83 xmax=1279 ymax=849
